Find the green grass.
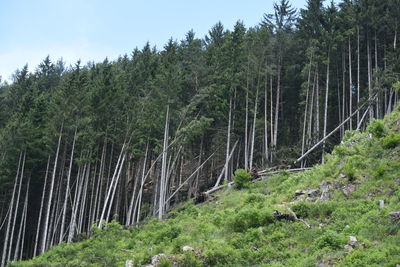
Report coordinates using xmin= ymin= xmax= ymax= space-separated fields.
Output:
xmin=13 ymin=107 xmax=400 ymax=266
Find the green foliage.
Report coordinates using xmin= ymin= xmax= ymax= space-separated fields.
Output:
xmin=343 ymin=160 xmax=357 ymax=181
xmin=234 ymin=169 xmax=251 ymax=189
xmin=381 ymin=132 xmax=400 ymax=149
xmin=229 ymin=207 xmax=274 ymax=232
xmin=313 ymin=230 xmax=346 ymax=250
xmin=367 ymin=119 xmax=387 ymax=138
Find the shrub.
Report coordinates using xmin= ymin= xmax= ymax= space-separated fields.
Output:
xmin=244 ymin=193 xmax=266 ymax=204
xmin=291 ymin=202 xmax=311 ymax=218
xmin=313 ymin=230 xmax=345 ymax=250
xmin=229 ymin=207 xmax=274 ymax=232
xmin=367 ymin=119 xmax=387 ymax=138
xmin=381 ymin=132 xmax=400 ymax=149
xmin=343 ymin=160 xmax=357 ymax=181
xmin=234 ymin=169 xmax=251 ymax=189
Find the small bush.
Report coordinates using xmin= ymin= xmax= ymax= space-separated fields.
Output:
xmin=234 ymin=169 xmax=251 ymax=189
xmin=367 ymin=119 xmax=387 ymax=138
xmin=244 ymin=193 xmax=266 ymax=204
xmin=381 ymin=132 xmax=400 ymax=149
xmin=313 ymin=230 xmax=345 ymax=250
xmin=229 ymin=207 xmax=274 ymax=232
xmin=343 ymin=160 xmax=357 ymax=181
xmin=291 ymin=202 xmax=311 ymax=218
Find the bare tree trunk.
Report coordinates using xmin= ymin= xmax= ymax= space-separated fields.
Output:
xmin=349 ymin=36 xmax=353 ymax=130
xmin=308 ymin=72 xmax=316 ymax=148
xmin=249 ymin=87 xmax=259 ymax=170
xmin=106 ymin=152 xmax=126 ymax=223
xmin=315 ymin=66 xmax=320 ymax=142
xmin=98 ymin=143 xmax=126 ymax=228
xmin=158 ymin=106 xmax=170 ymax=220
xmin=8 ymin=150 xmax=26 ymax=263
xmin=270 ymin=75 xmax=274 ymax=162
xmin=1 ymin=151 xmax=22 ymax=267
xmin=264 ymin=74 xmax=269 ymax=163
xmin=41 ymin=123 xmax=63 ymax=253
xmin=126 ymin=161 xmax=139 ymax=225
xmin=322 ymin=53 xmax=330 ymax=164
xmin=301 ymin=54 xmax=313 ymax=167
xmin=59 ymin=127 xmax=76 ymax=243
xmin=13 ymin=176 xmax=30 ymax=262
xmin=136 ymin=142 xmax=149 ymax=224
xmin=367 ymin=37 xmax=374 ymax=119
xmin=357 ymin=26 xmax=361 ymax=125
xmin=224 ymin=98 xmax=232 ymax=182
xmin=273 ymin=55 xmax=282 ymax=149
xmin=18 ymin=180 xmax=28 ymax=261
xmin=33 ymin=155 xmax=50 ymax=257
xmin=95 ymin=139 xmax=107 ymax=222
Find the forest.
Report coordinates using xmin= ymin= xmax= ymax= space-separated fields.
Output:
xmin=0 ymin=0 xmax=399 ymax=265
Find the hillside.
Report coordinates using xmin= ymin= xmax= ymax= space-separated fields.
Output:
xmin=12 ymin=107 xmax=400 ymax=266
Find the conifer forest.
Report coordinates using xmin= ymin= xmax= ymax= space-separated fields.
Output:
xmin=0 ymin=0 xmax=400 ymax=265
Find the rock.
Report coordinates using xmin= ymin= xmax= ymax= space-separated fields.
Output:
xmin=305 ymin=197 xmax=314 ymax=202
xmin=182 ymin=246 xmax=195 ymax=252
xmin=390 ymin=211 xmax=400 ymax=222
xmin=342 ymin=183 xmax=357 ymax=197
xmin=125 ymin=260 xmax=133 ymax=267
xmin=295 ymin=189 xmax=306 ymax=196
xmin=379 ymin=200 xmax=385 ymax=208
xmin=349 ymin=236 xmax=358 ymax=247
xmin=344 ymin=244 xmax=353 ymax=251
xmin=308 ymin=189 xmax=320 ymax=197
xmin=151 ymin=254 xmax=168 ymax=266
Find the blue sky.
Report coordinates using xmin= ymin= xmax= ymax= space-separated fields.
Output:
xmin=0 ymin=0 xmax=306 ymax=82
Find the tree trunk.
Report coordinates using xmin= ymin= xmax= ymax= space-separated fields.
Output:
xmin=349 ymin=36 xmax=353 ymax=130
xmin=158 ymin=106 xmax=170 ymax=220
xmin=224 ymin=98 xmax=232 ymax=182
xmin=41 ymin=123 xmax=63 ymax=254
xmin=59 ymin=127 xmax=76 ymax=243
xmin=33 ymin=155 xmax=50 ymax=257
xmin=357 ymin=26 xmax=361 ymax=125
xmin=8 ymin=150 xmax=26 ymax=263
xmin=1 ymin=151 xmax=22 ymax=267
xmin=322 ymin=53 xmax=330 ymax=164
xmin=301 ymin=54 xmax=313 ymax=167
xmin=13 ymin=176 xmax=30 ymax=262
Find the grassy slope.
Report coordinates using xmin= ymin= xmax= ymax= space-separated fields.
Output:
xmin=14 ymin=107 xmax=400 ymax=267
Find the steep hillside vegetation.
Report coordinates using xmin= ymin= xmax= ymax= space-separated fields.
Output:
xmin=13 ymin=107 xmax=400 ymax=266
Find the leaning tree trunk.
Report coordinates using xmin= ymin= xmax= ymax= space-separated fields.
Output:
xmin=41 ymin=123 xmax=63 ymax=254
xmin=158 ymin=105 xmax=170 ymax=220
xmin=8 ymin=150 xmax=26 ymax=263
xmin=59 ymin=127 xmax=76 ymax=243
xmin=1 ymin=152 xmax=22 ymax=267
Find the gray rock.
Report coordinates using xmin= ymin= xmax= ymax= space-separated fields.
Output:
xmin=308 ymin=189 xmax=320 ymax=197
xmin=390 ymin=211 xmax=400 ymax=222
xmin=182 ymin=246 xmax=195 ymax=252
xmin=342 ymin=184 xmax=357 ymax=197
xmin=349 ymin=236 xmax=358 ymax=247
xmin=125 ymin=260 xmax=133 ymax=267
xmin=295 ymin=189 xmax=306 ymax=196
xmin=344 ymin=244 xmax=354 ymax=251
xmin=151 ymin=254 xmax=168 ymax=266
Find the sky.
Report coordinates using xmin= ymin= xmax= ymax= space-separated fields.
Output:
xmin=0 ymin=0 xmax=306 ymax=82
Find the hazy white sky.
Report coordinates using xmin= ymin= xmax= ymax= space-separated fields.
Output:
xmin=0 ymin=0 xmax=306 ymax=82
